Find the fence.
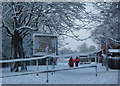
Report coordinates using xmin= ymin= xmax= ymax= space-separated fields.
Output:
xmin=0 ymin=52 xmax=98 ymax=83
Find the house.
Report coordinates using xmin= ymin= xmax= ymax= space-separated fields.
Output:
xmin=99 ymin=39 xmax=120 ymax=69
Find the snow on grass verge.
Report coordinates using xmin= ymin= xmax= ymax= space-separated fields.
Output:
xmin=1 ymin=63 xmax=118 ymax=84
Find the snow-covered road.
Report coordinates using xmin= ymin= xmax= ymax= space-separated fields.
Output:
xmin=1 ymin=63 xmax=118 ymax=84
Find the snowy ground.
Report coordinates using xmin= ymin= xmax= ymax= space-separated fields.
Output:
xmin=1 ymin=62 xmax=119 ymax=84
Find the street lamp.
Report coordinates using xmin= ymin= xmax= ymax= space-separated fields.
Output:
xmin=106 ymin=38 xmax=108 ymax=71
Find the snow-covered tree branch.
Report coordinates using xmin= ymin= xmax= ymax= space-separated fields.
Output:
xmin=2 ymin=2 xmax=90 ymax=72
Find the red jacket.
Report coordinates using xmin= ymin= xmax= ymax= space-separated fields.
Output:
xmin=75 ymin=58 xmax=79 ymax=62
xmin=69 ymin=58 xmax=73 ymax=62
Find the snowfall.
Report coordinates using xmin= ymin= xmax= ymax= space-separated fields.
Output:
xmin=0 ymin=61 xmax=119 ymax=84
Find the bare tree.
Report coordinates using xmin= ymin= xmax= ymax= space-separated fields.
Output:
xmin=77 ymin=43 xmax=89 ymax=53
xmin=90 ymin=2 xmax=120 ymax=48
xmin=89 ymin=45 xmax=96 ymax=52
xmin=2 ymin=2 xmax=89 ymax=72
xmin=59 ymin=47 xmax=75 ymax=54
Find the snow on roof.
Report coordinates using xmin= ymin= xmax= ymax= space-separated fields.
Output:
xmin=108 ymin=49 xmax=120 ymax=53
xmin=108 ymin=57 xmax=120 ymax=59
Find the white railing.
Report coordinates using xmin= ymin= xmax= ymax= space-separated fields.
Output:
xmin=0 ymin=52 xmax=97 ymax=64
xmin=0 ymin=52 xmax=98 ymax=80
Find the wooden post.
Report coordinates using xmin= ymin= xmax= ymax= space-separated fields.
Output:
xmin=46 ymin=57 xmax=49 ymax=83
xmin=88 ymin=54 xmax=90 ymax=63
xmin=63 ymin=57 xmax=64 ymax=65
xmin=101 ymin=50 xmax=104 ymax=65
xmin=95 ymin=53 xmax=97 ymax=76
xmin=51 ymin=58 xmax=55 ymax=75
xmin=98 ymin=54 xmax=100 ymax=63
xmin=36 ymin=59 xmax=39 ymax=76
xmin=52 ymin=58 xmax=55 ymax=69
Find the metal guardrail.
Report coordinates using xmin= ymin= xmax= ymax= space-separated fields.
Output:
xmin=0 ymin=52 xmax=98 ymax=81
xmin=0 ymin=53 xmax=96 ymax=64
xmin=0 ymin=65 xmax=97 ymax=78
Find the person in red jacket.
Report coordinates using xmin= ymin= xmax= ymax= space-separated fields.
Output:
xmin=69 ymin=57 xmax=74 ymax=67
xmin=75 ymin=57 xmax=79 ymax=67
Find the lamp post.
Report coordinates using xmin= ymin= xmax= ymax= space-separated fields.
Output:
xmin=106 ymin=38 xmax=108 ymax=71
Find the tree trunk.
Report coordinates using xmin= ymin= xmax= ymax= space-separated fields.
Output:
xmin=18 ymin=39 xmax=27 ymax=71
xmin=10 ymin=40 xmax=19 ymax=72
xmin=10 ymin=33 xmax=27 ymax=72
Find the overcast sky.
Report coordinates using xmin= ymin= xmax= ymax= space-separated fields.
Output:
xmin=63 ymin=29 xmax=98 ymax=51
xmin=62 ymin=3 xmax=99 ymax=51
